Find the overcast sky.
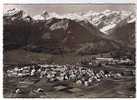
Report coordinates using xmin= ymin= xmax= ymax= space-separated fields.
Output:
xmin=4 ymin=4 xmax=135 ymax=16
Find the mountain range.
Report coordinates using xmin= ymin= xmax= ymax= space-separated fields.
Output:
xmin=3 ymin=8 xmax=136 ymax=55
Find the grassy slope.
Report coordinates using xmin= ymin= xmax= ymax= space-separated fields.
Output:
xmin=4 ymin=48 xmax=115 ymax=65
xmin=3 ymin=49 xmax=87 ymax=64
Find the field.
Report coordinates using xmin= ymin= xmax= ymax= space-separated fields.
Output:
xmin=3 ymin=75 xmax=135 ymax=98
xmin=3 ymin=49 xmax=115 ymax=64
xmin=3 ymin=49 xmax=135 ymax=98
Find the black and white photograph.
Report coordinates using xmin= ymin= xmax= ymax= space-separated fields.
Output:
xmin=3 ymin=4 xmax=136 ymax=98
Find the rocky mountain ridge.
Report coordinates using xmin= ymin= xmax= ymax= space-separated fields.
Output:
xmin=3 ymin=8 xmax=135 ymax=55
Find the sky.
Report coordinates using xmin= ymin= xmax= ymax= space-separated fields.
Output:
xmin=3 ymin=0 xmax=136 ymax=3
xmin=3 ymin=4 xmax=135 ymax=16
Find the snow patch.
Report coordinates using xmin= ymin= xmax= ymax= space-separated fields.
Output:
xmin=100 ymin=24 xmax=116 ymax=34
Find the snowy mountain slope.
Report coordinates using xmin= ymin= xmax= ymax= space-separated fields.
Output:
xmin=3 ymin=8 xmax=135 ymax=51
xmin=32 ymin=9 xmax=135 ymax=35
xmin=4 ymin=8 xmax=32 ymax=22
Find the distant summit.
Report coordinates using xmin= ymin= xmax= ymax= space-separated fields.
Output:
xmin=4 ymin=8 xmax=32 ymax=22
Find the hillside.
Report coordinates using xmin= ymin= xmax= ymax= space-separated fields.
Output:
xmin=109 ymin=21 xmax=135 ymax=47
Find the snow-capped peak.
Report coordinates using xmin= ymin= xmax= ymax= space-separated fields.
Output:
xmin=4 ymin=8 xmax=32 ymax=21
xmin=4 ymin=8 xmax=22 ymax=17
xmin=5 ymin=8 xmax=136 ymax=35
xmin=33 ymin=15 xmax=45 ymax=20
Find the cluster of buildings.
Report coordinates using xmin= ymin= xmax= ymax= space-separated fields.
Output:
xmin=6 ymin=63 xmax=122 ymax=87
xmin=84 ymin=57 xmax=134 ymax=66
